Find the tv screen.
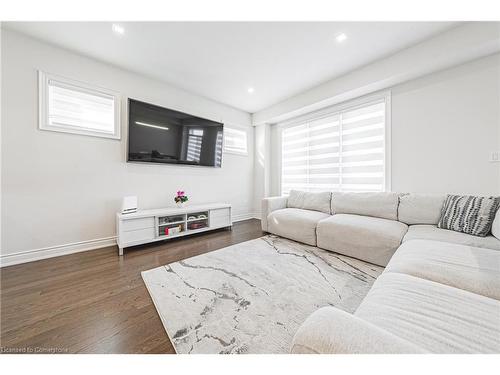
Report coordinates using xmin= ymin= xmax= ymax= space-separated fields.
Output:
xmin=127 ymin=99 xmax=223 ymax=167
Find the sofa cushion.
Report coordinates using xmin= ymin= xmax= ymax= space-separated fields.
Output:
xmin=331 ymin=192 xmax=399 ymax=220
xmin=492 ymin=209 xmax=500 ymax=241
xmin=355 ymin=273 xmax=500 ymax=353
xmin=403 ymin=224 xmax=500 ymax=250
xmin=397 ymin=193 xmax=445 ymax=225
xmin=317 ymin=214 xmax=408 ymax=266
xmin=385 ymin=239 xmax=500 ymax=300
xmin=267 ymin=208 xmax=330 ymax=246
xmin=287 ymin=190 xmax=331 ymax=214
xmin=438 ymin=194 xmax=500 ymax=237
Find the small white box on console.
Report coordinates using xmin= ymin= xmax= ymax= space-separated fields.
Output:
xmin=121 ymin=196 xmax=138 ymax=214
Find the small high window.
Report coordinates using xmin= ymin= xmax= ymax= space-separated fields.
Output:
xmin=39 ymin=71 xmax=121 ymax=139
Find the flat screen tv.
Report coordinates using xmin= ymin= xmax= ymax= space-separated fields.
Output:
xmin=127 ymin=99 xmax=223 ymax=167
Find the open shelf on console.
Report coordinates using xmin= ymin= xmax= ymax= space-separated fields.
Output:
xmin=187 ymin=219 xmax=208 ymax=231
xmin=186 ymin=211 xmax=209 ymax=231
xmin=158 ymin=222 xmax=185 ymax=237
xmin=157 ymin=214 xmax=187 ymax=237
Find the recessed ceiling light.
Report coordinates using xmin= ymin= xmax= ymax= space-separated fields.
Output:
xmin=247 ymin=87 xmax=255 ymax=94
xmin=335 ymin=33 xmax=347 ymax=43
xmin=112 ymin=24 xmax=125 ymax=35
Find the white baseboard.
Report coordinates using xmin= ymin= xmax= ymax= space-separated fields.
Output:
xmin=0 ymin=236 xmax=117 ymax=268
xmin=1 ymin=212 xmax=262 ymax=268
xmin=232 ymin=212 xmax=261 ymax=222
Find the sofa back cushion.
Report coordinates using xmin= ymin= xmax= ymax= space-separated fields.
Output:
xmin=331 ymin=192 xmax=399 ymax=220
xmin=398 ymin=193 xmax=446 ymax=225
xmin=438 ymin=195 xmax=500 ymax=237
xmin=287 ymin=190 xmax=331 ymax=214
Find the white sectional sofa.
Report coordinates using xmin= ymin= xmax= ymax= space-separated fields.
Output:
xmin=261 ymin=191 xmax=500 ymax=353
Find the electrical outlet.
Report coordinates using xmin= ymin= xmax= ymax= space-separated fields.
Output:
xmin=490 ymin=152 xmax=500 ymax=163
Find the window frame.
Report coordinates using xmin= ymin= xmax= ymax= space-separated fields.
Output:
xmin=277 ymin=91 xmax=391 ymax=195
xmin=38 ymin=71 xmax=122 ymax=140
xmin=223 ymin=125 xmax=249 ymax=156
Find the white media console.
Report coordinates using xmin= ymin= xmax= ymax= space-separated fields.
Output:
xmin=116 ymin=203 xmax=232 ymax=255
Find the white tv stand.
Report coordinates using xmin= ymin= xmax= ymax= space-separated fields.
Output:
xmin=116 ymin=203 xmax=231 ymax=255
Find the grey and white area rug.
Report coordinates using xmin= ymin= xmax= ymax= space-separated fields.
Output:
xmin=141 ymin=235 xmax=383 ymax=354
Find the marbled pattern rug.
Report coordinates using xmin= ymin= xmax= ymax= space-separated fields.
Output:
xmin=142 ymin=235 xmax=383 ymax=354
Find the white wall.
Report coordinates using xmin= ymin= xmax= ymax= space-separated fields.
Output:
xmin=391 ymin=53 xmax=500 ymax=195
xmin=262 ymin=53 xmax=500 ymax=200
xmin=1 ymin=30 xmax=255 ymax=260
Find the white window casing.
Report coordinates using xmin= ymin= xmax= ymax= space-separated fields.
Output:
xmin=39 ymin=71 xmax=121 ymax=139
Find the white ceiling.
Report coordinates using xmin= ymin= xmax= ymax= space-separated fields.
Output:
xmin=5 ymin=22 xmax=460 ymax=113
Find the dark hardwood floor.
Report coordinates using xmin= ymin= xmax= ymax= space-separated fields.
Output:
xmin=0 ymin=219 xmax=263 ymax=354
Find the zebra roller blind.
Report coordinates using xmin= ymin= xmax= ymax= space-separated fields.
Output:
xmin=47 ymin=80 xmax=116 ymax=133
xmin=281 ymin=99 xmax=387 ymax=195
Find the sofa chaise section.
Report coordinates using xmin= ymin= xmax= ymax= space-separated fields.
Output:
xmin=291 ymin=306 xmax=426 ymax=354
xmin=354 ymin=273 xmax=500 ymax=353
xmin=292 ymin=273 xmax=500 ymax=353
xmin=385 ymin=239 xmax=500 ymax=300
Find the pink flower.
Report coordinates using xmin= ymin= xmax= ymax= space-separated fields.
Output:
xmin=177 ymin=190 xmax=185 ymax=196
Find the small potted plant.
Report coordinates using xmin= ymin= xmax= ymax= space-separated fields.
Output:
xmin=174 ymin=191 xmax=188 ymax=207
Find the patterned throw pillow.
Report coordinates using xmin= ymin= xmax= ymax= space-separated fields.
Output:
xmin=438 ymin=195 xmax=500 ymax=237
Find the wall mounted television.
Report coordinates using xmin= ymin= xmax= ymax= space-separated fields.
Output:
xmin=127 ymin=99 xmax=223 ymax=167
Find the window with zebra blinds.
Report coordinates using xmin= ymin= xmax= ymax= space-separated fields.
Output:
xmin=280 ymin=96 xmax=389 ymax=195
